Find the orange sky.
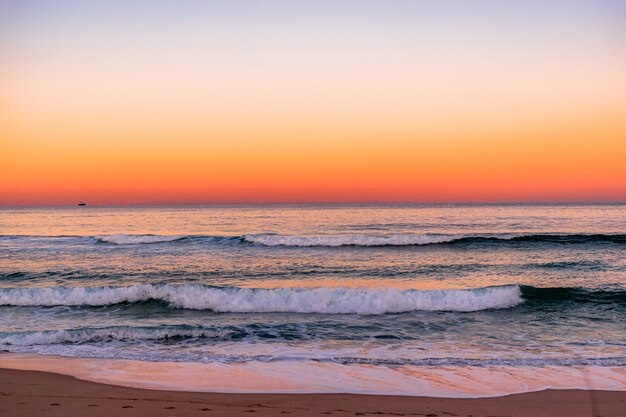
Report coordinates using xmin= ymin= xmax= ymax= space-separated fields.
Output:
xmin=1 ymin=1 xmax=625 ymax=205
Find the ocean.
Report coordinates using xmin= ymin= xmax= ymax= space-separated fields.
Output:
xmin=1 ymin=204 xmax=625 ymax=396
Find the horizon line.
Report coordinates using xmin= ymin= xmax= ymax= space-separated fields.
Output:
xmin=2 ymin=200 xmax=626 ymax=208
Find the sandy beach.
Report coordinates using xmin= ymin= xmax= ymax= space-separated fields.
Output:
xmin=0 ymin=367 xmax=624 ymax=417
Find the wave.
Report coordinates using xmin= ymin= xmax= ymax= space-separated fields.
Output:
xmin=326 ymin=356 xmax=626 ymax=367
xmin=2 ymin=326 xmax=625 ymax=367
xmin=519 ymin=285 xmax=626 ymax=304
xmin=243 ymin=233 xmax=626 ymax=247
xmin=0 ymin=326 xmax=228 ymax=346
xmin=243 ymin=234 xmax=465 ymax=246
xmin=3 ymin=233 xmax=625 ymax=247
xmin=95 ymin=234 xmax=187 ymax=245
xmin=1 ymin=285 xmax=622 ymax=312
xmin=0 ymin=284 xmax=523 ymax=313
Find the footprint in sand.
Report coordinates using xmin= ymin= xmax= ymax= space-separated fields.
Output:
xmin=49 ymin=403 xmax=61 ymax=406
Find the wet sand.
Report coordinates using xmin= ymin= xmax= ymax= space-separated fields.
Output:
xmin=1 ymin=368 xmax=625 ymax=417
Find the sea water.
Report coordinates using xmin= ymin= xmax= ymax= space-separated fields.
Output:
xmin=1 ymin=204 xmax=625 ymax=396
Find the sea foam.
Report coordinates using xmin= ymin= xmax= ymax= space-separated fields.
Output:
xmin=0 ymin=284 xmax=523 ymax=314
xmin=243 ymin=234 xmax=468 ymax=246
xmin=0 ymin=326 xmax=226 ymax=346
xmin=243 ymin=233 xmax=626 ymax=247
xmin=4 ymin=232 xmax=623 ymax=247
xmin=95 ymin=234 xmax=186 ymax=244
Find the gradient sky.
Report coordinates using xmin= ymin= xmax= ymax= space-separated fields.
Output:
xmin=1 ymin=0 xmax=625 ymax=205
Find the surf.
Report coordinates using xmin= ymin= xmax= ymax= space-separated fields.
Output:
xmin=0 ymin=284 xmax=524 ymax=313
xmin=95 ymin=234 xmax=188 ymax=244
xmin=3 ymin=233 xmax=625 ymax=247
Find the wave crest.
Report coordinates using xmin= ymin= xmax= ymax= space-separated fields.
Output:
xmin=3 ymin=233 xmax=625 ymax=247
xmin=244 ymin=233 xmax=626 ymax=247
xmin=0 ymin=284 xmax=523 ymax=314
xmin=0 ymin=326 xmax=230 ymax=346
xmin=243 ymin=234 xmax=466 ymax=247
xmin=95 ymin=234 xmax=187 ymax=245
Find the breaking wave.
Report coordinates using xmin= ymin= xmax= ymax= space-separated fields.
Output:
xmin=95 ymin=234 xmax=187 ymax=245
xmin=1 ymin=325 xmax=624 ymax=367
xmin=0 ymin=284 xmax=523 ymax=314
xmin=243 ymin=234 xmax=466 ymax=246
xmin=243 ymin=233 xmax=626 ymax=247
xmin=3 ymin=233 xmax=624 ymax=247
xmin=0 ymin=325 xmax=231 ymax=346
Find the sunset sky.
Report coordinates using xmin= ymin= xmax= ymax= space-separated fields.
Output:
xmin=1 ymin=0 xmax=625 ymax=205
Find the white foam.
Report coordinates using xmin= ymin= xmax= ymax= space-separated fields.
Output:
xmin=0 ymin=327 xmax=224 ymax=346
xmin=243 ymin=233 xmax=525 ymax=247
xmin=95 ymin=234 xmax=185 ymax=245
xmin=0 ymin=284 xmax=523 ymax=313
xmin=244 ymin=234 xmax=460 ymax=246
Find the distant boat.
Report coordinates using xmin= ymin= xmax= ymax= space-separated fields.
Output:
xmin=78 ymin=202 xmax=87 ymax=206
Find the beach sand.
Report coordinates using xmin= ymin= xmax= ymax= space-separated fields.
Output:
xmin=1 ymin=368 xmax=625 ymax=417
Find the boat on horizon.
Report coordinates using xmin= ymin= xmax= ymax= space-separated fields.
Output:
xmin=78 ymin=202 xmax=87 ymax=206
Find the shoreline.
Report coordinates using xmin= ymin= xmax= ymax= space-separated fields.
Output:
xmin=1 ymin=367 xmax=626 ymax=417
xmin=1 ymin=353 xmax=626 ymax=398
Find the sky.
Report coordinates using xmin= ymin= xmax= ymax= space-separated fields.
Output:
xmin=1 ymin=0 xmax=625 ymax=205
